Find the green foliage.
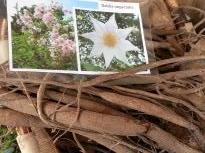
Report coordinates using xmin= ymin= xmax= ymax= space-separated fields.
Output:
xmin=0 ymin=127 xmax=20 ymax=153
xmin=76 ymin=9 xmax=146 ymax=72
xmin=12 ymin=31 xmax=77 ymax=70
xmin=13 ymin=32 xmax=52 ymax=69
xmin=82 ymin=63 xmax=102 ymax=71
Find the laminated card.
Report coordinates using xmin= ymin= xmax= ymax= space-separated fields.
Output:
xmin=7 ymin=0 xmax=149 ymax=74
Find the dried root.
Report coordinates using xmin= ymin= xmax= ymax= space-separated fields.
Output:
xmin=1 ymin=0 xmax=205 ymax=153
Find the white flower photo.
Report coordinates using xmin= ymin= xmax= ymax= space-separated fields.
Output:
xmin=75 ymin=9 xmax=149 ymax=72
xmin=81 ymin=14 xmax=141 ymax=68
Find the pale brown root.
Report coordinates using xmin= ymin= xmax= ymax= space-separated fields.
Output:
xmin=0 ymin=56 xmax=205 ymax=89
xmin=0 ymin=91 xmax=148 ymax=136
xmin=0 ymin=108 xmax=46 ymax=128
xmin=109 ymin=87 xmax=205 ymax=149
xmin=182 ymin=93 xmax=205 ymax=111
xmin=1 ymin=88 xmax=203 ymax=145
xmin=113 ymin=86 xmax=205 ymax=121
xmin=44 ymin=89 xmax=126 ymax=117
xmin=0 ymin=108 xmax=139 ymax=153
xmin=79 ymin=56 xmax=205 ymax=88
xmin=0 ymin=85 xmax=127 ymax=118
xmin=103 ymin=75 xmax=162 ymax=86
xmin=3 ymin=69 xmax=205 ymax=88
xmin=0 ymin=106 xmax=147 ymax=153
xmin=162 ymin=83 xmax=205 ymax=95
xmin=101 ymin=69 xmax=205 ymax=86
xmin=32 ymin=127 xmax=59 ymax=153
xmin=161 ymin=69 xmax=205 ymax=80
xmin=146 ymin=126 xmax=202 ymax=153
xmin=0 ymin=107 xmax=201 ymax=153
xmin=150 ymin=1 xmax=175 ymax=30
xmin=37 ymin=73 xmax=58 ymax=128
xmin=94 ymin=90 xmax=198 ymax=130
xmin=0 ymin=108 xmax=146 ymax=153
xmin=36 ymin=102 xmax=149 ymax=136
xmin=149 ymin=41 xmax=173 ymax=49
xmin=76 ymin=131 xmax=148 ymax=153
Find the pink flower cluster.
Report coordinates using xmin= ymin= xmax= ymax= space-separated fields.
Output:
xmin=34 ymin=4 xmax=46 ymax=19
xmin=34 ymin=4 xmax=55 ymax=25
xmin=50 ymin=31 xmax=75 ymax=56
xmin=19 ymin=10 xmax=33 ymax=27
xmin=61 ymin=39 xmax=75 ymax=56
xmin=42 ymin=12 xmax=54 ymax=24
xmin=17 ymin=1 xmax=75 ymax=59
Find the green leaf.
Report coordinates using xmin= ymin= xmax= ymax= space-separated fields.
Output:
xmin=83 ymin=63 xmax=101 ymax=71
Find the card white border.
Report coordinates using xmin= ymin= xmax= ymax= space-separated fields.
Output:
xmin=7 ymin=1 xmax=150 ymax=75
xmin=73 ymin=4 xmax=150 ymax=75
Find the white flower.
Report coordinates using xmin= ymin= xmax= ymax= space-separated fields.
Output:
xmin=81 ymin=14 xmax=141 ymax=68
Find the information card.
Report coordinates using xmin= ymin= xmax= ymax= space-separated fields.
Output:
xmin=7 ymin=0 xmax=149 ymax=74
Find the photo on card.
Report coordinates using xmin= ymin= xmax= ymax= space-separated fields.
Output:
xmin=74 ymin=4 xmax=149 ymax=74
xmin=7 ymin=0 xmax=78 ymax=73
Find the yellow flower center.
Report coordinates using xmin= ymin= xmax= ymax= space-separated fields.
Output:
xmin=103 ymin=32 xmax=118 ymax=48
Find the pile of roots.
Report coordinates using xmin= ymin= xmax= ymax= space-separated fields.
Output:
xmin=1 ymin=0 xmax=205 ymax=153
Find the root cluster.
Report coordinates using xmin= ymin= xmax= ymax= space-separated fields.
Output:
xmin=1 ymin=0 xmax=205 ymax=153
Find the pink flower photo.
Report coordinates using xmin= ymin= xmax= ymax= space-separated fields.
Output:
xmin=8 ymin=0 xmax=78 ymax=72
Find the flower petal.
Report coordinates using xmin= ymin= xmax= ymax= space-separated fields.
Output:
xmin=119 ymin=40 xmax=141 ymax=52
xmin=105 ymin=14 xmax=118 ymax=32
xmin=103 ymin=49 xmax=115 ymax=68
xmin=90 ymin=16 xmax=106 ymax=33
xmin=117 ymin=27 xmax=134 ymax=40
xmin=81 ymin=32 xmax=100 ymax=42
xmin=90 ymin=44 xmax=103 ymax=57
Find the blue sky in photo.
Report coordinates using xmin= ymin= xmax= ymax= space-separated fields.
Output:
xmin=61 ymin=0 xmax=98 ymax=9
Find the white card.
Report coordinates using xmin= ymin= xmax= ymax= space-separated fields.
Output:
xmin=7 ymin=0 xmax=149 ymax=74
